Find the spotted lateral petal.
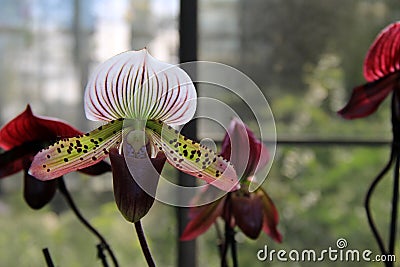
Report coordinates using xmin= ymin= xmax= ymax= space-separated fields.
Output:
xmin=29 ymin=119 xmax=124 ymax=180
xmin=364 ymin=22 xmax=400 ymax=82
xmin=146 ymin=120 xmax=239 ymax=192
xmin=85 ymin=49 xmax=197 ymax=126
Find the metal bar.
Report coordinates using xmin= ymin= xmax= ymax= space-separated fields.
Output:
xmin=273 ymin=138 xmax=391 ymax=147
xmin=177 ymin=1 xmax=198 ymax=267
xmin=211 ymin=138 xmax=391 ymax=147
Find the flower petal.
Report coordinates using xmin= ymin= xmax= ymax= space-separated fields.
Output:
xmin=0 ymin=143 xmax=38 ymax=179
xmin=23 ymin=171 xmax=58 ymax=209
xmin=364 ymin=22 xmax=400 ymax=82
xmin=231 ymin=190 xmax=264 ymax=239
xmin=85 ymin=49 xmax=197 ymax=125
xmin=257 ymin=188 xmax=282 ymax=243
xmin=0 ymin=105 xmax=82 ymax=150
xmin=109 ymin=148 xmax=166 ymax=222
xmin=221 ymin=118 xmax=269 ymax=178
xmin=146 ymin=120 xmax=240 ymax=192
xmin=78 ymin=161 xmax=112 ymax=176
xmin=29 ymin=119 xmax=124 ymax=180
xmin=180 ymin=198 xmax=225 ymax=241
xmin=337 ymin=73 xmax=397 ymax=119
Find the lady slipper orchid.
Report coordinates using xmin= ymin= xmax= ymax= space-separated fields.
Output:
xmin=338 ymin=22 xmax=400 ymax=119
xmin=338 ymin=21 xmax=400 ymax=262
xmin=29 ymin=49 xmax=239 ymax=192
xmin=0 ymin=105 xmax=110 ymax=209
xmin=181 ymin=118 xmax=281 ymax=242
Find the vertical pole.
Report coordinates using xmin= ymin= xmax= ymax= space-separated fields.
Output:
xmin=73 ymin=0 xmax=90 ymax=129
xmin=177 ymin=1 xmax=198 ymax=267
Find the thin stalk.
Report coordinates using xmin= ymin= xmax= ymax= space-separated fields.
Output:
xmin=365 ymin=152 xmax=393 ymax=261
xmin=214 ymin=222 xmax=227 ymax=265
xmin=57 ymin=177 xmax=119 ymax=267
xmin=389 ymin=154 xmax=399 ymax=259
xmin=221 ymin=193 xmax=238 ymax=267
xmin=42 ymin=248 xmax=55 ymax=267
xmin=134 ymin=220 xmax=156 ymax=267
xmin=97 ymin=244 xmax=109 ymax=267
xmin=389 ymin=91 xmax=400 ymax=265
xmin=229 ymin=227 xmax=238 ymax=267
xmin=220 ymin=220 xmax=229 ymax=267
xmin=221 ymin=193 xmax=231 ymax=267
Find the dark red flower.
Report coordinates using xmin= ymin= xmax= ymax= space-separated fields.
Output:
xmin=181 ymin=119 xmax=281 ymax=242
xmin=0 ymin=105 xmax=111 ymax=209
xmin=221 ymin=118 xmax=269 ymax=179
xmin=338 ymin=22 xmax=400 ymax=119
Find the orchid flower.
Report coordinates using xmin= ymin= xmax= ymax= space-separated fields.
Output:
xmin=338 ymin=21 xmax=400 ymax=264
xmin=338 ymin=22 xmax=400 ymax=119
xmin=181 ymin=118 xmax=281 ymax=242
xmin=0 ymin=105 xmax=110 ymax=209
xmin=29 ymin=49 xmax=239 ymax=193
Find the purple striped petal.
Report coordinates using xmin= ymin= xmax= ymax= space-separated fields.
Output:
xmin=85 ymin=49 xmax=196 ymax=126
xmin=364 ymin=22 xmax=400 ymax=82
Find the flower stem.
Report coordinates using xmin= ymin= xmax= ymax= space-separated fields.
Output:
xmin=42 ymin=248 xmax=55 ymax=267
xmin=389 ymin=154 xmax=399 ymax=260
xmin=365 ymin=152 xmax=393 ymax=261
xmin=220 ymin=193 xmax=231 ymax=267
xmin=214 ymin=222 xmax=227 ymax=266
xmin=57 ymin=177 xmax=119 ymax=267
xmin=220 ymin=232 xmax=229 ymax=267
xmin=221 ymin=193 xmax=238 ymax=267
xmin=97 ymin=244 xmax=109 ymax=267
xmin=134 ymin=220 xmax=156 ymax=267
xmin=228 ymin=226 xmax=238 ymax=267
xmin=387 ymin=91 xmax=400 ymax=266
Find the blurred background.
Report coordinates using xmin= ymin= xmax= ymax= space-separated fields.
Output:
xmin=0 ymin=0 xmax=400 ymax=266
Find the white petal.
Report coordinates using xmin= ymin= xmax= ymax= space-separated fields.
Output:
xmin=84 ymin=49 xmax=197 ymax=125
